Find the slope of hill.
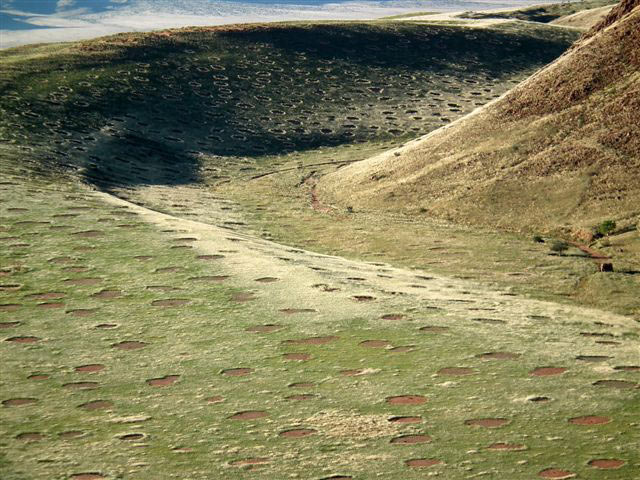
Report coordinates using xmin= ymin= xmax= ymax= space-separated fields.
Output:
xmin=318 ymin=1 xmax=639 ymax=236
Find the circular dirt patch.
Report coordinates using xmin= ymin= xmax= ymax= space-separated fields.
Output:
xmin=386 ymin=395 xmax=427 ymax=405
xmin=476 ymin=352 xmax=520 ymax=360
xmin=438 ymin=367 xmax=475 ymax=376
xmin=285 ymin=336 xmax=338 ymax=345
xmin=530 ymin=367 xmax=567 ymax=377
xmin=205 ymin=396 xmax=224 ymax=403
xmin=538 ymin=468 xmax=576 ymax=479
xmin=588 ymin=459 xmax=625 ymax=469
xmin=382 ymin=314 xmax=405 ymax=321
xmin=231 ymin=292 xmax=256 ymax=302
xmin=529 ymin=396 xmax=550 ymax=403
xmin=405 ymin=459 xmax=442 ymax=468
xmin=391 ymin=434 xmax=431 ymax=444
xmin=6 ymin=336 xmax=40 ymax=343
xmin=67 ymin=309 xmax=98 ymax=317
xmin=614 ymin=366 xmax=640 ymax=371
xmin=37 ymin=302 xmax=65 ymax=309
xmin=3 ymin=397 xmax=37 ymax=406
xmin=112 ymin=341 xmax=147 ymax=350
xmin=353 ymin=295 xmax=375 ymax=302
xmin=196 ymin=254 xmax=224 ymax=261
xmin=59 ymin=431 xmax=84 ymax=439
xmin=119 ymin=433 xmax=145 ymax=441
xmin=283 ymin=353 xmax=311 ymax=361
xmin=593 ymin=379 xmax=637 ymax=389
xmin=147 ymin=375 xmax=180 ymax=387
xmin=246 ymin=324 xmax=281 ymax=333
xmin=289 ymin=382 xmax=315 ymax=388
xmin=75 ymin=364 xmax=105 ymax=373
xmin=486 ymin=442 xmax=526 ymax=451
xmin=360 ymin=340 xmax=391 ymax=348
xmin=91 ymin=290 xmax=121 ymax=299
xmin=28 ymin=374 xmax=48 ymax=380
xmin=465 ymin=418 xmax=509 ymax=428
xmin=70 ymin=473 xmax=106 ymax=479
xmin=15 ymin=432 xmax=44 ymax=442
xmin=279 ymin=428 xmax=317 ymax=438
xmin=255 ymin=277 xmax=278 ymax=283
xmin=389 ymin=416 xmax=421 ymax=424
xmin=63 ymin=382 xmax=99 ymax=390
xmin=221 ymin=368 xmax=253 ymax=376
xmin=151 ymin=299 xmax=189 ymax=307
xmin=419 ymin=326 xmax=449 ymax=333
xmin=96 ymin=323 xmax=117 ymax=329
xmin=79 ymin=400 xmax=113 ymax=410
xmin=568 ymin=415 xmax=611 ymax=425
xmin=0 ymin=321 xmax=21 ymax=329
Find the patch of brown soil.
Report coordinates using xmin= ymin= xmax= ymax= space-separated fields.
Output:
xmin=588 ymin=459 xmax=625 ymax=469
xmin=465 ymin=418 xmax=509 ymax=428
xmin=255 ymin=277 xmax=279 ymax=283
xmin=28 ymin=374 xmax=48 ymax=380
xmin=59 ymin=431 xmax=84 ymax=439
xmin=381 ymin=313 xmax=406 ymax=320
xmin=16 ymin=432 xmax=44 ymax=442
xmin=405 ymin=459 xmax=442 ymax=468
xmin=530 ymin=367 xmax=567 ymax=376
xmin=147 ymin=375 xmax=180 ymax=387
xmin=205 ymin=396 xmax=224 ymax=403
xmin=389 ymin=416 xmax=422 ymax=423
xmin=353 ymin=295 xmax=375 ymax=302
xmin=70 ymin=473 xmax=106 ymax=479
xmin=91 ymin=289 xmax=121 ymax=299
xmin=538 ymin=468 xmax=576 ymax=479
xmin=5 ymin=336 xmax=40 ymax=343
xmin=196 ymin=254 xmax=224 ymax=260
xmin=386 ymin=395 xmax=427 ymax=405
xmin=2 ymin=398 xmax=38 ymax=406
xmin=119 ymin=433 xmax=145 ymax=441
xmin=419 ymin=326 xmax=449 ymax=333
xmin=0 ymin=321 xmax=21 ymax=328
xmin=24 ymin=292 xmax=65 ymax=300
xmin=0 ymin=304 xmax=21 ymax=311
xmin=614 ymin=365 xmax=640 ymax=371
xmin=221 ymin=368 xmax=254 ymax=376
xmin=286 ymin=394 xmax=317 ymax=401
xmin=112 ymin=340 xmax=147 ymax=350
xmin=593 ymin=379 xmax=638 ymax=389
xmin=279 ymin=308 xmax=317 ymax=314
xmin=231 ymin=292 xmax=256 ymax=302
xmin=360 ymin=340 xmax=391 ymax=348
xmin=568 ymin=415 xmax=611 ymax=425
xmin=438 ymin=367 xmax=475 ymax=376
xmin=75 ymin=364 xmax=105 ymax=373
xmin=279 ymin=428 xmax=317 ymax=438
xmin=390 ymin=434 xmax=431 ymax=444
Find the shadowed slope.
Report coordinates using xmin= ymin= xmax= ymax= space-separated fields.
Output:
xmin=318 ymin=1 xmax=640 ymax=234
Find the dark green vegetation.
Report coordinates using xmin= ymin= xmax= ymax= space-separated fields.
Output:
xmin=459 ymin=0 xmax=617 ymax=23
xmin=1 ymin=17 xmax=639 ymax=480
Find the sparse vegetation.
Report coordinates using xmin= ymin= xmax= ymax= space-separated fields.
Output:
xmin=597 ymin=219 xmax=617 ymax=236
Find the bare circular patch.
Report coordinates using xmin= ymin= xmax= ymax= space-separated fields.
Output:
xmin=529 ymin=396 xmax=550 ymax=403
xmin=231 ymin=292 xmax=256 ymax=302
xmin=386 ymin=395 xmax=427 ymax=405
xmin=391 ymin=434 xmax=431 ymax=444
xmin=614 ymin=365 xmax=640 ymax=371
xmin=360 ymin=340 xmax=391 ymax=348
xmin=477 ymin=352 xmax=520 ymax=360
xmin=68 ymin=309 xmax=98 ymax=317
xmin=96 ymin=323 xmax=117 ymax=329
xmin=0 ymin=321 xmax=21 ymax=329
xmin=285 ymin=336 xmax=338 ymax=345
xmin=16 ymin=432 xmax=44 ymax=442
xmin=75 ymin=364 xmax=105 ymax=373
xmin=353 ymin=295 xmax=375 ymax=302
xmin=568 ymin=415 xmax=611 ymax=425
xmin=255 ymin=277 xmax=278 ymax=283
xmin=246 ymin=324 xmax=282 ymax=333
xmin=147 ymin=375 xmax=180 ymax=387
xmin=70 ymin=473 xmax=106 ymax=479
xmin=486 ymin=442 xmax=527 ymax=451
xmin=91 ymin=290 xmax=121 ymax=299
xmin=538 ymin=468 xmax=576 ymax=479
xmin=283 ymin=353 xmax=311 ymax=361
xmin=37 ymin=302 xmax=64 ymax=309
xmin=196 ymin=254 xmax=224 ymax=261
xmin=112 ymin=341 xmax=147 ymax=350
xmin=389 ymin=416 xmax=421 ymax=423
xmin=119 ymin=433 xmax=145 ymax=441
xmin=6 ymin=336 xmax=40 ymax=343
xmin=419 ymin=326 xmax=449 ymax=333
xmin=28 ymin=374 xmax=49 ymax=380
xmin=279 ymin=428 xmax=317 ymax=438
xmin=382 ymin=314 xmax=405 ymax=320
xmin=593 ymin=379 xmax=637 ymax=389
xmin=79 ymin=400 xmax=113 ymax=410
xmin=63 ymin=382 xmax=99 ymax=390
xmin=221 ymin=368 xmax=253 ymax=376
xmin=530 ymin=367 xmax=567 ymax=377
xmin=438 ymin=367 xmax=475 ymax=376
xmin=205 ymin=395 xmax=224 ymax=403
xmin=405 ymin=458 xmax=442 ymax=468
xmin=151 ymin=299 xmax=189 ymax=307
xmin=0 ymin=304 xmax=21 ymax=311
xmin=588 ymin=459 xmax=625 ymax=469
xmin=465 ymin=418 xmax=509 ymax=428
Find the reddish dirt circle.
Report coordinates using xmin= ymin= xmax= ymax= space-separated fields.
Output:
xmin=614 ymin=365 xmax=640 ymax=371
xmin=568 ymin=415 xmax=611 ymax=425
xmin=588 ymin=459 xmax=625 ymax=469
xmin=279 ymin=428 xmax=317 ymax=438
xmin=96 ymin=323 xmax=117 ymax=329
xmin=230 ymin=410 xmax=269 ymax=420
xmin=246 ymin=324 xmax=282 ymax=333
xmin=75 ymin=364 xmax=105 ymax=373
xmin=405 ymin=459 xmax=442 ymax=468
xmin=6 ymin=336 xmax=40 ymax=343
xmin=530 ymin=367 xmax=567 ymax=377
xmin=386 ymin=395 xmax=427 ymax=405
xmin=221 ymin=368 xmax=253 ymax=377
xmin=593 ymin=379 xmax=638 ymax=389
xmin=2 ymin=397 xmax=38 ymax=407
xmin=538 ymin=468 xmax=576 ymax=479
xmin=91 ymin=290 xmax=121 ymax=299
xmin=283 ymin=353 xmax=311 ymax=361
xmin=205 ymin=396 xmax=224 ymax=404
xmin=486 ymin=442 xmax=527 ymax=451
xmin=28 ymin=374 xmax=49 ymax=380
xmin=390 ymin=434 xmax=432 ymax=444
xmin=112 ymin=341 xmax=147 ymax=350
xmin=147 ymin=375 xmax=180 ymax=387
xmin=15 ymin=432 xmax=45 ymax=442
xmin=79 ymin=400 xmax=113 ymax=411
xmin=389 ymin=416 xmax=422 ymax=424
xmin=464 ymin=418 xmax=509 ymax=428
xmin=360 ymin=340 xmax=391 ymax=348
xmin=438 ymin=367 xmax=475 ymax=376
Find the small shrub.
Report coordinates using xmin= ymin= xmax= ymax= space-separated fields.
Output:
xmin=597 ymin=220 xmax=616 ymax=236
xmin=532 ymin=235 xmax=544 ymax=243
xmin=550 ymin=240 xmax=569 ymax=254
